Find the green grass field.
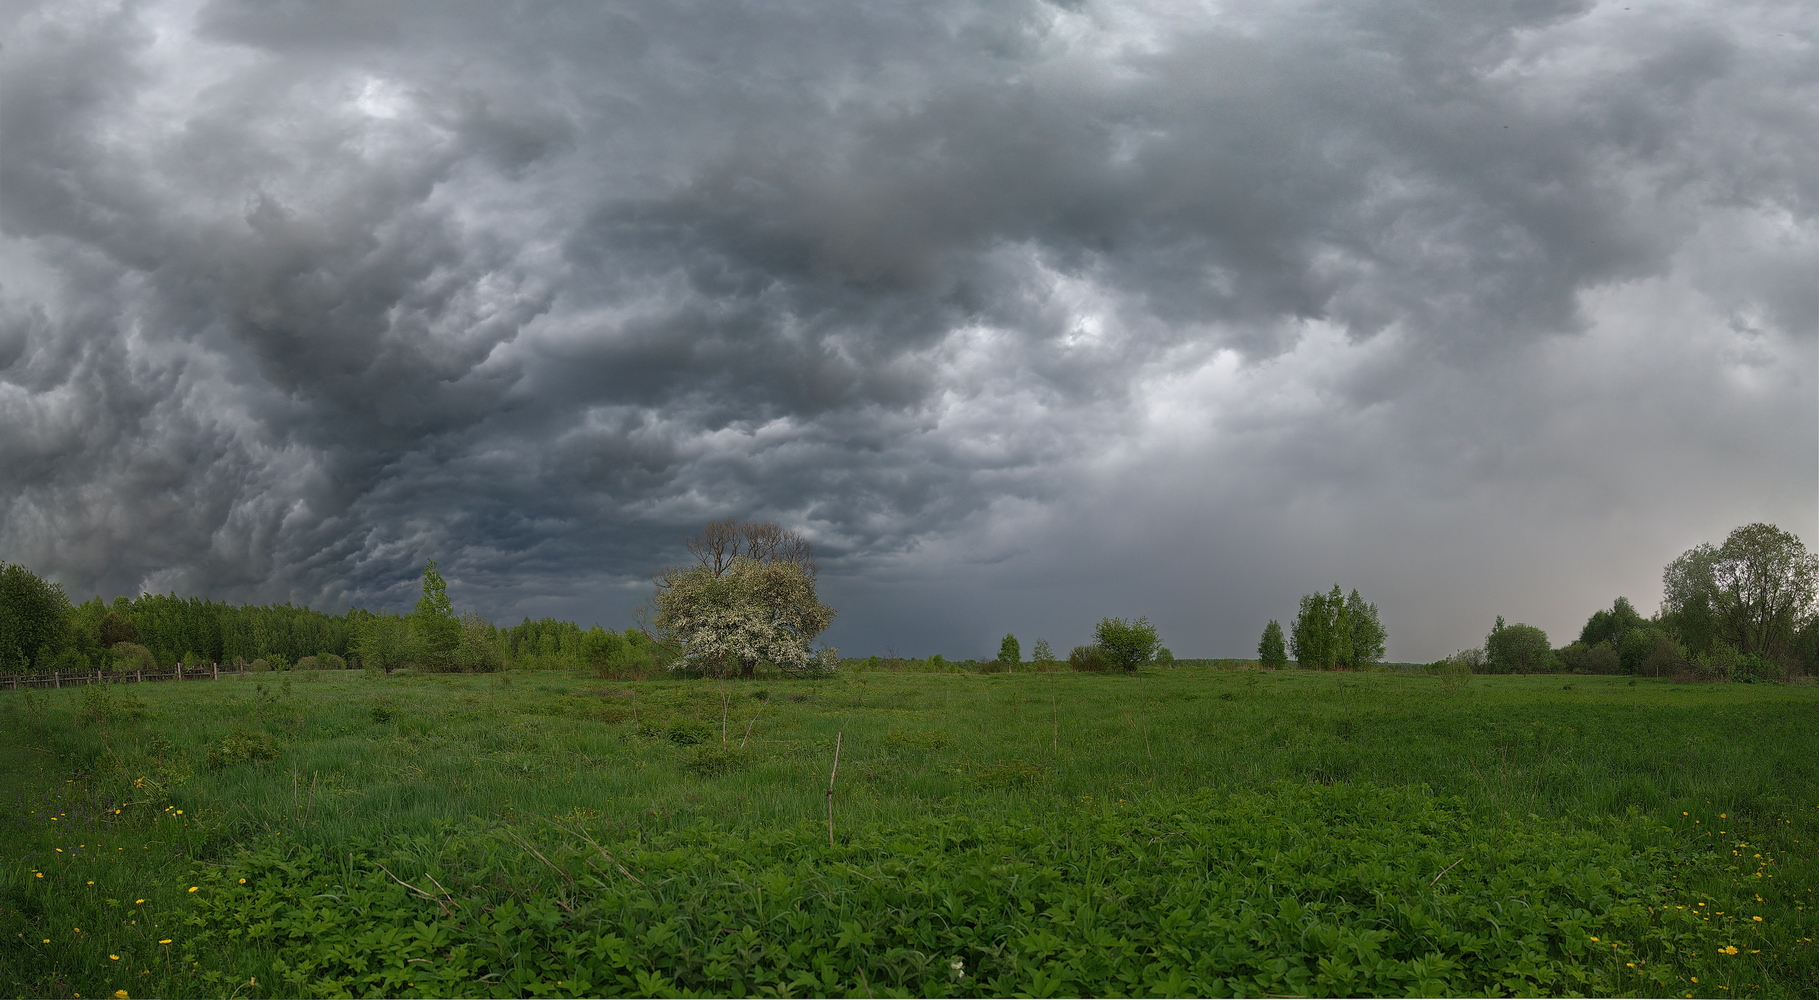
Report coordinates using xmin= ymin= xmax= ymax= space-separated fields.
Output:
xmin=3 ymin=666 xmax=1815 ymax=997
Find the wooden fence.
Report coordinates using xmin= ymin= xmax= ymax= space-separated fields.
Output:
xmin=0 ymin=663 xmax=355 ymax=690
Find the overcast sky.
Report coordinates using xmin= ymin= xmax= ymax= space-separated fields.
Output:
xmin=1 ymin=0 xmax=1813 ymax=661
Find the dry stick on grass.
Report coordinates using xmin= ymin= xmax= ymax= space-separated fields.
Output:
xmin=504 ymin=827 xmax=577 ymax=893
xmin=552 ymin=819 xmax=643 ymax=885
xmin=826 ymin=728 xmax=845 ymax=846
xmin=374 ymin=860 xmax=452 ymax=916
xmin=1051 ymin=686 xmax=1059 ymax=751
xmin=720 ymin=682 xmax=730 ymax=745
xmin=1430 ymin=856 xmax=1466 ymax=887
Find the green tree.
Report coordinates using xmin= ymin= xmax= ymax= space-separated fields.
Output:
xmin=1030 ymin=638 xmax=1054 ymax=667
xmin=1485 ymin=617 xmax=1552 ymax=674
xmin=1289 ymin=589 xmax=1335 ymax=669
xmin=1578 ymin=596 xmax=1646 ymax=650
xmin=997 ymin=633 xmax=1021 ymax=667
xmin=0 ymin=562 xmax=72 ymax=672
xmin=453 ymin=611 xmax=506 ymax=672
xmin=653 ymin=557 xmax=835 ymax=678
xmin=1342 ymin=589 xmax=1387 ymax=669
xmin=1093 ymin=617 xmax=1160 ymax=672
xmin=410 ymin=561 xmax=461 ymax=669
xmin=354 ymin=613 xmax=412 ymax=675
xmin=1258 ymin=619 xmax=1287 ymax=669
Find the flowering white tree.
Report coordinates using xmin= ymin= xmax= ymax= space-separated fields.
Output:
xmin=653 ymin=556 xmax=836 ymax=677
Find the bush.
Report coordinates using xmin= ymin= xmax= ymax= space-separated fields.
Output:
xmin=110 ymin=642 xmax=156 ymax=673
xmin=1624 ymin=629 xmax=1687 ymax=678
xmin=77 ymin=684 xmax=146 ymax=725
xmin=316 ymin=652 xmax=347 ymax=671
xmin=684 ymin=743 xmax=746 ymax=776
xmin=666 ymin=720 xmax=715 ymax=746
xmin=1068 ymin=645 xmax=1111 ymax=671
xmin=1556 ymin=641 xmax=1620 ymax=674
xmin=1426 ymin=651 xmax=1476 ymax=689
xmin=295 ymin=656 xmax=319 ymax=671
xmin=205 ymin=730 xmax=281 ymax=770
xmin=1094 ymin=617 xmax=1160 ymax=671
xmin=598 ymin=634 xmax=674 ymax=679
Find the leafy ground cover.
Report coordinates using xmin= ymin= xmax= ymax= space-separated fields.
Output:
xmin=2 ymin=668 xmax=1815 ymax=997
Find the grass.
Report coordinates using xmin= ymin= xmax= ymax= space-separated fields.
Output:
xmin=2 ymin=666 xmax=1815 ymax=996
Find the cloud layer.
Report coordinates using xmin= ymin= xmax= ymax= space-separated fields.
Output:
xmin=2 ymin=0 xmax=1813 ymax=659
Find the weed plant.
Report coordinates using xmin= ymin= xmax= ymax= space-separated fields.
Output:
xmin=1 ymin=668 xmax=1815 ymax=997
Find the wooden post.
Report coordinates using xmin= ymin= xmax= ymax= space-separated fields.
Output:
xmin=54 ymin=671 xmax=60 ymax=689
xmin=137 ymin=669 xmax=143 ymax=684
xmin=213 ymin=662 xmax=219 ymax=681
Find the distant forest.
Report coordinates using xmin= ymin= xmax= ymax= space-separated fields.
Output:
xmin=0 ymin=561 xmax=653 ymax=675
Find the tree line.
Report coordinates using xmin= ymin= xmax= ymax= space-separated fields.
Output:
xmin=0 ymin=559 xmax=659 ymax=675
xmin=1441 ymin=523 xmax=1818 ymax=681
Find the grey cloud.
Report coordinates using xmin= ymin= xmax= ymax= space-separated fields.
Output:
xmin=1 ymin=0 xmax=1812 ymax=657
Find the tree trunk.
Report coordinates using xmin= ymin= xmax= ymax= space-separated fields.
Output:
xmin=740 ymin=659 xmax=756 ymax=680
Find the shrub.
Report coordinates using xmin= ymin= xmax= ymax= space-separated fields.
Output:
xmin=109 ymin=642 xmax=156 ymax=673
xmin=684 ymin=743 xmax=746 ymax=776
xmin=1068 ymin=645 xmax=1111 ymax=671
xmin=666 ymin=720 xmax=714 ymax=746
xmin=1556 ymin=641 xmax=1620 ymax=674
xmin=295 ymin=656 xmax=319 ymax=671
xmin=1423 ymin=652 xmax=1471 ymax=690
xmin=205 ymin=730 xmax=281 ymax=770
xmin=598 ymin=634 xmax=674 ymax=679
xmin=1094 ymin=617 xmax=1160 ymax=671
xmin=77 ymin=684 xmax=146 ymax=724
xmin=316 ymin=652 xmax=347 ymax=671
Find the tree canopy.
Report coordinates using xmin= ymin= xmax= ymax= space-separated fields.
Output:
xmin=654 ymin=521 xmax=835 ymax=677
xmin=1258 ymin=619 xmax=1287 ymax=669
xmin=1093 ymin=617 xmax=1160 ymax=672
xmin=1288 ymin=586 xmax=1385 ymax=670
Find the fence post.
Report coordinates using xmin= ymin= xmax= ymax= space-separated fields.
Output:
xmin=137 ymin=669 xmax=143 ymax=684
xmin=213 ymin=662 xmax=219 ymax=681
xmin=54 ymin=671 xmax=60 ymax=689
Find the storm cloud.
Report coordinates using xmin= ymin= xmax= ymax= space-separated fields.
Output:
xmin=2 ymin=0 xmax=1813 ymax=660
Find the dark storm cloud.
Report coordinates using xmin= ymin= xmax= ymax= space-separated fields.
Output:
xmin=1 ymin=0 xmax=1812 ymax=656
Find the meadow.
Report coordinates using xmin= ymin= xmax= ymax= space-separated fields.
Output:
xmin=2 ymin=665 xmax=1815 ymax=998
